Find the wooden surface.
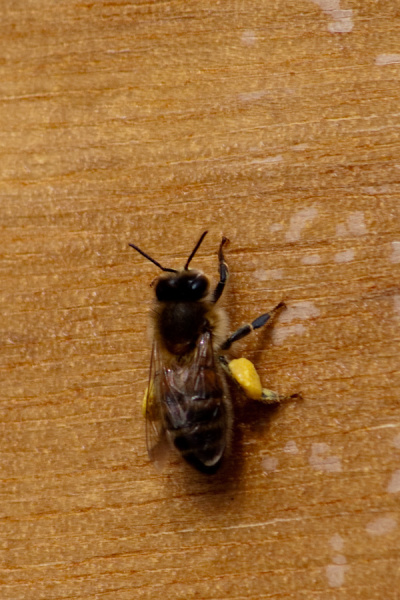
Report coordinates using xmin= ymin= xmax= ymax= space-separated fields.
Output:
xmin=1 ymin=1 xmax=400 ymax=598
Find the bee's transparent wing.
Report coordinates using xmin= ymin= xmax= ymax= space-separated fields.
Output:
xmin=144 ymin=341 xmax=170 ymax=470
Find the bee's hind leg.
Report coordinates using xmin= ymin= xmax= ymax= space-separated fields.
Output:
xmin=219 ymin=355 xmax=302 ymax=404
xmin=219 ymin=301 xmax=301 ymax=403
xmin=220 ymin=354 xmax=301 ymax=404
xmin=260 ymin=388 xmax=302 ymax=404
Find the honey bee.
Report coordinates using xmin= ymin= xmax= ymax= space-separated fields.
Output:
xmin=130 ymin=231 xmax=300 ymax=474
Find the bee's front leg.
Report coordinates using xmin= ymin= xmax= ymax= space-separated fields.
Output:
xmin=211 ymin=236 xmax=229 ymax=304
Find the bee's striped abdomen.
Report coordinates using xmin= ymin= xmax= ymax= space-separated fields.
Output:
xmin=169 ymin=395 xmax=229 ymax=474
xmin=159 ymin=329 xmax=232 ymax=474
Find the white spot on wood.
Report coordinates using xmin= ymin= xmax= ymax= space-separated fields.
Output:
xmin=279 ymin=301 xmax=320 ymax=323
xmin=375 ymin=54 xmax=400 ymax=66
xmin=270 ymin=223 xmax=283 ymax=233
xmin=273 ymin=302 xmax=319 ymax=345
xmin=286 ymin=207 xmax=318 ymax=242
xmin=391 ymin=241 xmax=400 ymax=263
xmin=362 ymin=184 xmax=391 ymax=195
xmin=347 ymin=211 xmax=367 ymax=236
xmin=291 ymin=143 xmax=309 ymax=152
xmin=334 ymin=249 xmax=355 ymax=263
xmin=241 ymin=30 xmax=257 ymax=46
xmin=272 ymin=323 xmax=306 ymax=345
xmin=251 ymin=155 xmax=283 ymax=165
xmin=393 ymin=296 xmax=400 ymax=319
xmin=262 ymin=456 xmax=279 ymax=474
xmin=302 ymin=254 xmax=322 ymax=265
xmin=336 ymin=223 xmax=348 ymax=236
xmin=326 ymin=561 xmax=349 ymax=587
xmin=253 ymin=268 xmax=284 ymax=281
xmin=310 ymin=0 xmax=354 ymax=33
xmin=309 ymin=443 xmax=342 ymax=472
xmin=329 ymin=533 xmax=344 ymax=551
xmin=387 ymin=469 xmax=400 ymax=493
xmin=366 ymin=516 xmax=397 ymax=536
xmin=238 ymin=90 xmax=266 ymax=102
xmin=336 ymin=212 xmax=367 ymax=237
xmin=283 ymin=440 xmax=299 ymax=454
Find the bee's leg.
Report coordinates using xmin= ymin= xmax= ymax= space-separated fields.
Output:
xmin=219 ymin=302 xmax=301 ymax=402
xmin=220 ymin=301 xmax=285 ymax=351
xmin=211 ymin=236 xmax=229 ymax=303
xmin=260 ymin=388 xmax=302 ymax=404
xmin=219 ymin=355 xmax=302 ymax=404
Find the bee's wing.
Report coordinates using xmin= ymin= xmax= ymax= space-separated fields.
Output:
xmin=145 ymin=331 xmax=225 ymax=470
xmin=144 ymin=341 xmax=170 ymax=470
xmin=164 ymin=330 xmax=223 ymax=430
xmin=189 ymin=329 xmax=221 ymax=402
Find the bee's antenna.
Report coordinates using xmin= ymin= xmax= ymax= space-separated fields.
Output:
xmin=184 ymin=230 xmax=208 ymax=270
xmin=129 ymin=243 xmax=177 ymax=273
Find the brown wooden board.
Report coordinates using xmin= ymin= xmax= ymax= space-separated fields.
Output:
xmin=1 ymin=1 xmax=399 ymax=598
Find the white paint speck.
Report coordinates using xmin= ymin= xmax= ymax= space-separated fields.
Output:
xmin=270 ymin=223 xmax=283 ymax=233
xmin=286 ymin=207 xmax=318 ymax=242
xmin=262 ymin=456 xmax=279 ymax=474
xmin=302 ymin=254 xmax=322 ymax=265
xmin=309 ymin=443 xmax=342 ymax=473
xmin=326 ymin=562 xmax=349 ymax=588
xmin=283 ymin=440 xmax=299 ymax=454
xmin=347 ymin=212 xmax=367 ymax=236
xmin=106 ymin=48 xmax=132 ymax=55
xmin=253 ymin=268 xmax=284 ymax=281
xmin=334 ymin=249 xmax=355 ymax=263
xmin=392 ymin=432 xmax=400 ymax=449
xmin=375 ymin=54 xmax=400 ymax=66
xmin=279 ymin=301 xmax=321 ymax=323
xmin=362 ymin=184 xmax=391 ymax=195
xmin=272 ymin=323 xmax=306 ymax=345
xmin=311 ymin=0 xmax=354 ymax=33
xmin=366 ymin=516 xmax=397 ymax=536
xmin=336 ymin=212 xmax=367 ymax=237
xmin=238 ymin=90 xmax=266 ymax=103
xmin=241 ymin=30 xmax=257 ymax=46
xmin=336 ymin=223 xmax=348 ymax=236
xmin=329 ymin=533 xmax=344 ymax=552
xmin=251 ymin=155 xmax=283 ymax=165
xmin=291 ymin=143 xmax=309 ymax=152
xmin=387 ymin=469 xmax=400 ymax=493
xmin=253 ymin=269 xmax=268 ymax=281
xmin=272 ymin=302 xmax=319 ymax=345
xmin=268 ymin=268 xmax=284 ymax=279
xmin=391 ymin=241 xmax=400 ymax=263
xmin=393 ymin=296 xmax=400 ymax=319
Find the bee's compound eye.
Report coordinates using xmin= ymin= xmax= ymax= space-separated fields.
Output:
xmin=190 ymin=274 xmax=209 ymax=298
xmin=155 ymin=277 xmax=178 ymax=301
xmin=155 ymin=272 xmax=209 ymax=302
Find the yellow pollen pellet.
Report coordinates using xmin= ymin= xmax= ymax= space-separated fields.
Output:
xmin=228 ymin=357 xmax=262 ymax=400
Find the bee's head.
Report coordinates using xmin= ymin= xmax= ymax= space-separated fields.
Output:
xmin=155 ymin=270 xmax=209 ymax=302
xmin=129 ymin=231 xmax=211 ymax=303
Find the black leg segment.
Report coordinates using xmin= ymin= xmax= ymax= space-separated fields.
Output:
xmin=211 ymin=236 xmax=229 ymax=304
xmin=221 ymin=301 xmax=286 ymax=351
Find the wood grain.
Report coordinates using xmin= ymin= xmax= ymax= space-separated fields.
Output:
xmin=1 ymin=1 xmax=399 ymax=598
